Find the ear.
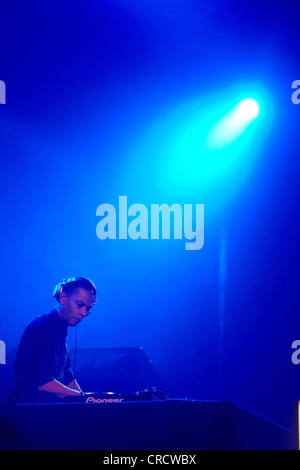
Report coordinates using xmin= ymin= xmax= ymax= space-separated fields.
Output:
xmin=59 ymin=291 xmax=67 ymax=305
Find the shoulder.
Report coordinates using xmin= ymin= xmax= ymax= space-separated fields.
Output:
xmin=24 ymin=309 xmax=58 ymax=337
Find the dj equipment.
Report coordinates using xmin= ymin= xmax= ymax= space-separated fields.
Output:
xmin=64 ymin=388 xmax=171 ymax=404
xmin=53 ymin=277 xmax=97 ymax=302
xmin=3 ymin=399 xmax=296 ymax=450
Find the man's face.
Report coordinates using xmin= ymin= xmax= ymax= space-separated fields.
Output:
xmin=60 ymin=287 xmax=95 ymax=326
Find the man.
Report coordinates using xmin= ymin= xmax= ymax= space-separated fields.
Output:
xmin=8 ymin=277 xmax=97 ymax=403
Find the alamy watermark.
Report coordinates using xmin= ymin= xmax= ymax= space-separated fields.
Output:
xmin=291 ymin=340 xmax=300 ymax=364
xmin=291 ymin=80 xmax=300 ymax=105
xmin=0 ymin=80 xmax=6 ymax=104
xmin=96 ymin=196 xmax=204 ymax=251
xmin=0 ymin=340 xmax=6 ymax=364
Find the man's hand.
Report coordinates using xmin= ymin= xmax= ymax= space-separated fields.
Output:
xmin=38 ymin=379 xmax=82 ymax=398
xmin=67 ymin=379 xmax=82 ymax=393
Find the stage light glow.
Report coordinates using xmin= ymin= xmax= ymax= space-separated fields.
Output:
xmin=123 ymin=85 xmax=273 ymax=208
xmin=206 ymin=97 xmax=260 ymax=150
xmin=238 ymin=98 xmax=259 ymax=120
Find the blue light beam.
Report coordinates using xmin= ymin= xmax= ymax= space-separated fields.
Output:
xmin=122 ymin=85 xmax=273 ymax=208
xmin=207 ymin=98 xmax=260 ymax=149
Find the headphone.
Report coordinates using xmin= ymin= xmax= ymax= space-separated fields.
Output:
xmin=53 ymin=277 xmax=97 ymax=303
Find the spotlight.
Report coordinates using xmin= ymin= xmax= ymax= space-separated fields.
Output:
xmin=238 ymin=98 xmax=259 ymax=120
xmin=207 ymin=97 xmax=260 ymax=149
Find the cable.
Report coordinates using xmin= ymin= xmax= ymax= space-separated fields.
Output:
xmin=73 ymin=325 xmax=78 ymax=386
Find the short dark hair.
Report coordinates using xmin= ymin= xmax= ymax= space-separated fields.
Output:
xmin=65 ymin=279 xmax=96 ymax=297
xmin=53 ymin=277 xmax=97 ymax=302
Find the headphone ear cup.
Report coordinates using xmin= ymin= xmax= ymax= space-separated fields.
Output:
xmin=53 ymin=278 xmax=70 ymax=301
xmin=53 ymin=283 xmax=63 ymax=301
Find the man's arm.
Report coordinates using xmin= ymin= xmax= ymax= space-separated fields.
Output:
xmin=38 ymin=379 xmax=81 ymax=398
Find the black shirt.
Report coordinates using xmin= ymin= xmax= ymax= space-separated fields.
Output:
xmin=8 ymin=308 xmax=74 ymax=403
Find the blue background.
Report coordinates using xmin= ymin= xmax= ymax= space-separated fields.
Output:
xmin=0 ymin=0 xmax=300 ymax=431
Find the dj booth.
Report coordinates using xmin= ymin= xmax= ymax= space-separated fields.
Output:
xmin=0 ymin=348 xmax=297 ymax=450
xmin=2 ymin=396 xmax=296 ymax=450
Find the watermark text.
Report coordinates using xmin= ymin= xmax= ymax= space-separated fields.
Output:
xmin=0 ymin=340 xmax=6 ymax=364
xmin=291 ymin=80 xmax=300 ymax=104
xmin=0 ymin=80 xmax=6 ymax=104
xmin=102 ymin=453 xmax=197 ymax=467
xmin=96 ymin=196 xmax=204 ymax=251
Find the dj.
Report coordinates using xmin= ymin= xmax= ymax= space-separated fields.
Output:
xmin=8 ymin=277 xmax=97 ymax=404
